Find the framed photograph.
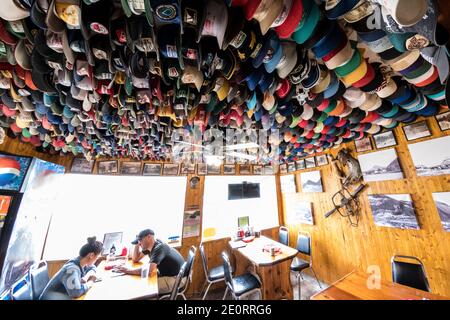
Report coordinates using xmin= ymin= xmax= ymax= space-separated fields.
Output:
xmin=432 ymin=192 xmax=450 ymax=232
xmin=120 ymin=162 xmax=142 ymax=175
xmin=287 ymin=162 xmax=296 ymax=172
xmin=263 ymin=165 xmax=275 ymax=175
xmin=142 ymin=163 xmax=162 ymax=176
xmin=368 ymin=194 xmax=419 ymax=230
xmin=253 ymin=165 xmax=263 ymax=175
xmin=70 ymin=157 xmax=94 ymax=174
xmin=296 ymin=159 xmax=305 ymax=170
xmin=97 ymin=160 xmax=118 ymax=175
xmin=0 ymin=153 xmax=32 ymax=191
xmin=223 ymin=164 xmax=236 ymax=175
xmin=163 ymin=163 xmax=179 ymax=175
xmin=402 ymin=121 xmax=431 ymax=141
xmin=284 ymin=198 xmax=314 ymax=225
xmin=197 ymin=163 xmax=207 ymax=175
xmin=358 ymin=149 xmax=404 ymax=182
xmin=180 ymin=163 xmax=196 ymax=175
xmin=305 ymin=157 xmax=316 ymax=169
xmin=315 ymin=155 xmax=328 ymax=166
xmin=239 ymin=164 xmax=252 ymax=175
xmin=280 ymin=175 xmax=296 ymax=193
xmin=207 ymin=164 xmax=221 ymax=175
xmin=436 ymin=110 xmax=450 ymax=131
xmin=102 ymin=232 xmax=123 ymax=256
xmin=373 ymin=131 xmax=397 ymax=149
xmin=300 ymin=171 xmax=323 ymax=192
xmin=354 ymin=137 xmax=373 ymax=153
xmin=408 ymin=135 xmax=450 ymax=176
xmin=279 ymin=163 xmax=288 ymax=174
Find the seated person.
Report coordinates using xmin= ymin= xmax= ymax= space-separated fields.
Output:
xmin=39 ymin=237 xmax=103 ymax=300
xmin=117 ymin=229 xmax=185 ymax=295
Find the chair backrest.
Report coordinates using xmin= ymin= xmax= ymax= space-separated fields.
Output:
xmin=182 ymin=246 xmax=196 ymax=281
xmin=11 ymin=276 xmax=32 ymax=300
xmin=279 ymin=226 xmax=289 ymax=246
xmin=199 ymin=242 xmax=209 ymax=277
xmin=391 ymin=255 xmax=430 ymax=292
xmin=221 ymin=251 xmax=234 ymax=292
xmin=30 ymin=261 xmax=49 ymax=300
xmin=169 ymin=262 xmax=188 ymax=300
xmin=296 ymin=232 xmax=311 ymax=256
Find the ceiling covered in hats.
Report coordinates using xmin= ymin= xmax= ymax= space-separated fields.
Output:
xmin=0 ymin=0 xmax=449 ymax=164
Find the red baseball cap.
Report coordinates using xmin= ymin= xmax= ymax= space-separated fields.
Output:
xmin=275 ymin=0 xmax=303 ymax=39
xmin=0 ymin=19 xmax=17 ymax=45
xmin=244 ymin=0 xmax=262 ymax=20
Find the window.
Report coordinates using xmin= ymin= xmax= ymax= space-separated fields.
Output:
xmin=202 ymin=176 xmax=279 ymax=239
xmin=43 ymin=175 xmax=186 ymax=261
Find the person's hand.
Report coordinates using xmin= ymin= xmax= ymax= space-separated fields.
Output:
xmin=87 ymin=275 xmax=98 ymax=282
xmin=114 ymin=265 xmax=131 ymax=274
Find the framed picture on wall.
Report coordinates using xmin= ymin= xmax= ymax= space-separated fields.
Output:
xmin=206 ymin=164 xmax=221 ymax=175
xmin=435 ymin=111 xmax=450 ymax=131
xmin=287 ymin=162 xmax=296 ymax=172
xmin=163 ymin=163 xmax=179 ymax=176
xmin=300 ymin=171 xmax=323 ymax=192
xmin=97 ymin=160 xmax=118 ymax=175
xmin=263 ymin=165 xmax=275 ymax=175
xmin=305 ymin=157 xmax=316 ymax=169
xmin=315 ymin=155 xmax=328 ymax=166
xmin=239 ymin=164 xmax=252 ymax=175
xmin=253 ymin=165 xmax=263 ymax=175
xmin=142 ymin=163 xmax=162 ymax=176
xmin=358 ymin=149 xmax=404 ymax=182
xmin=354 ymin=137 xmax=373 ymax=153
xmin=402 ymin=121 xmax=431 ymax=141
xmin=296 ymin=159 xmax=305 ymax=170
xmin=180 ymin=163 xmax=196 ymax=175
xmin=279 ymin=163 xmax=288 ymax=174
xmin=223 ymin=164 xmax=236 ymax=175
xmin=408 ymin=135 xmax=450 ymax=177
xmin=373 ymin=131 xmax=397 ymax=149
xmin=197 ymin=163 xmax=207 ymax=175
xmin=120 ymin=162 xmax=142 ymax=175
xmin=70 ymin=157 xmax=94 ymax=174
xmin=368 ymin=194 xmax=419 ymax=230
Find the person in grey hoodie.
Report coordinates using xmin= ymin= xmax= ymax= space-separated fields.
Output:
xmin=39 ymin=237 xmax=103 ymax=300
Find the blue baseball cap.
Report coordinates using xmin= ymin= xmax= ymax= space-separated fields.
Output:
xmin=264 ymin=37 xmax=283 ymax=74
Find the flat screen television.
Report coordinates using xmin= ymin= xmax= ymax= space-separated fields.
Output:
xmin=228 ymin=182 xmax=260 ymax=200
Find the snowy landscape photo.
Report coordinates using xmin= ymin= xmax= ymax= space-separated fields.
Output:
xmin=432 ymin=192 xmax=450 ymax=232
xmin=284 ymin=198 xmax=314 ymax=225
xmin=301 ymin=171 xmax=323 ymax=193
xmin=408 ymin=136 xmax=450 ymax=177
xmin=368 ymin=194 xmax=419 ymax=230
xmin=358 ymin=149 xmax=404 ymax=182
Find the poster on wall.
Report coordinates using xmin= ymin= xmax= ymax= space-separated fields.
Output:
xmin=300 ymin=171 xmax=323 ymax=192
xmin=182 ymin=208 xmax=201 ymax=238
xmin=280 ymin=175 xmax=296 ymax=194
xmin=368 ymin=194 xmax=419 ymax=230
xmin=0 ymin=195 xmax=12 ymax=229
xmin=0 ymin=154 xmax=32 ymax=192
xmin=284 ymin=198 xmax=314 ymax=225
xmin=0 ymin=158 xmax=65 ymax=293
xmin=432 ymin=192 xmax=450 ymax=232
xmin=408 ymin=136 xmax=450 ymax=177
xmin=358 ymin=149 xmax=404 ymax=182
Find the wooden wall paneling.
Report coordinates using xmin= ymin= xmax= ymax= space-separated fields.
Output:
xmin=279 ymin=114 xmax=450 ymax=297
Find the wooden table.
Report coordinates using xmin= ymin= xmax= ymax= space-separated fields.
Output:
xmin=229 ymin=236 xmax=298 ymax=300
xmin=311 ymin=271 xmax=448 ymax=300
xmin=77 ymin=259 xmax=158 ymax=300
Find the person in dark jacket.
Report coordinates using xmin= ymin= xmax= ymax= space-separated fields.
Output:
xmin=39 ymin=237 xmax=103 ymax=300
